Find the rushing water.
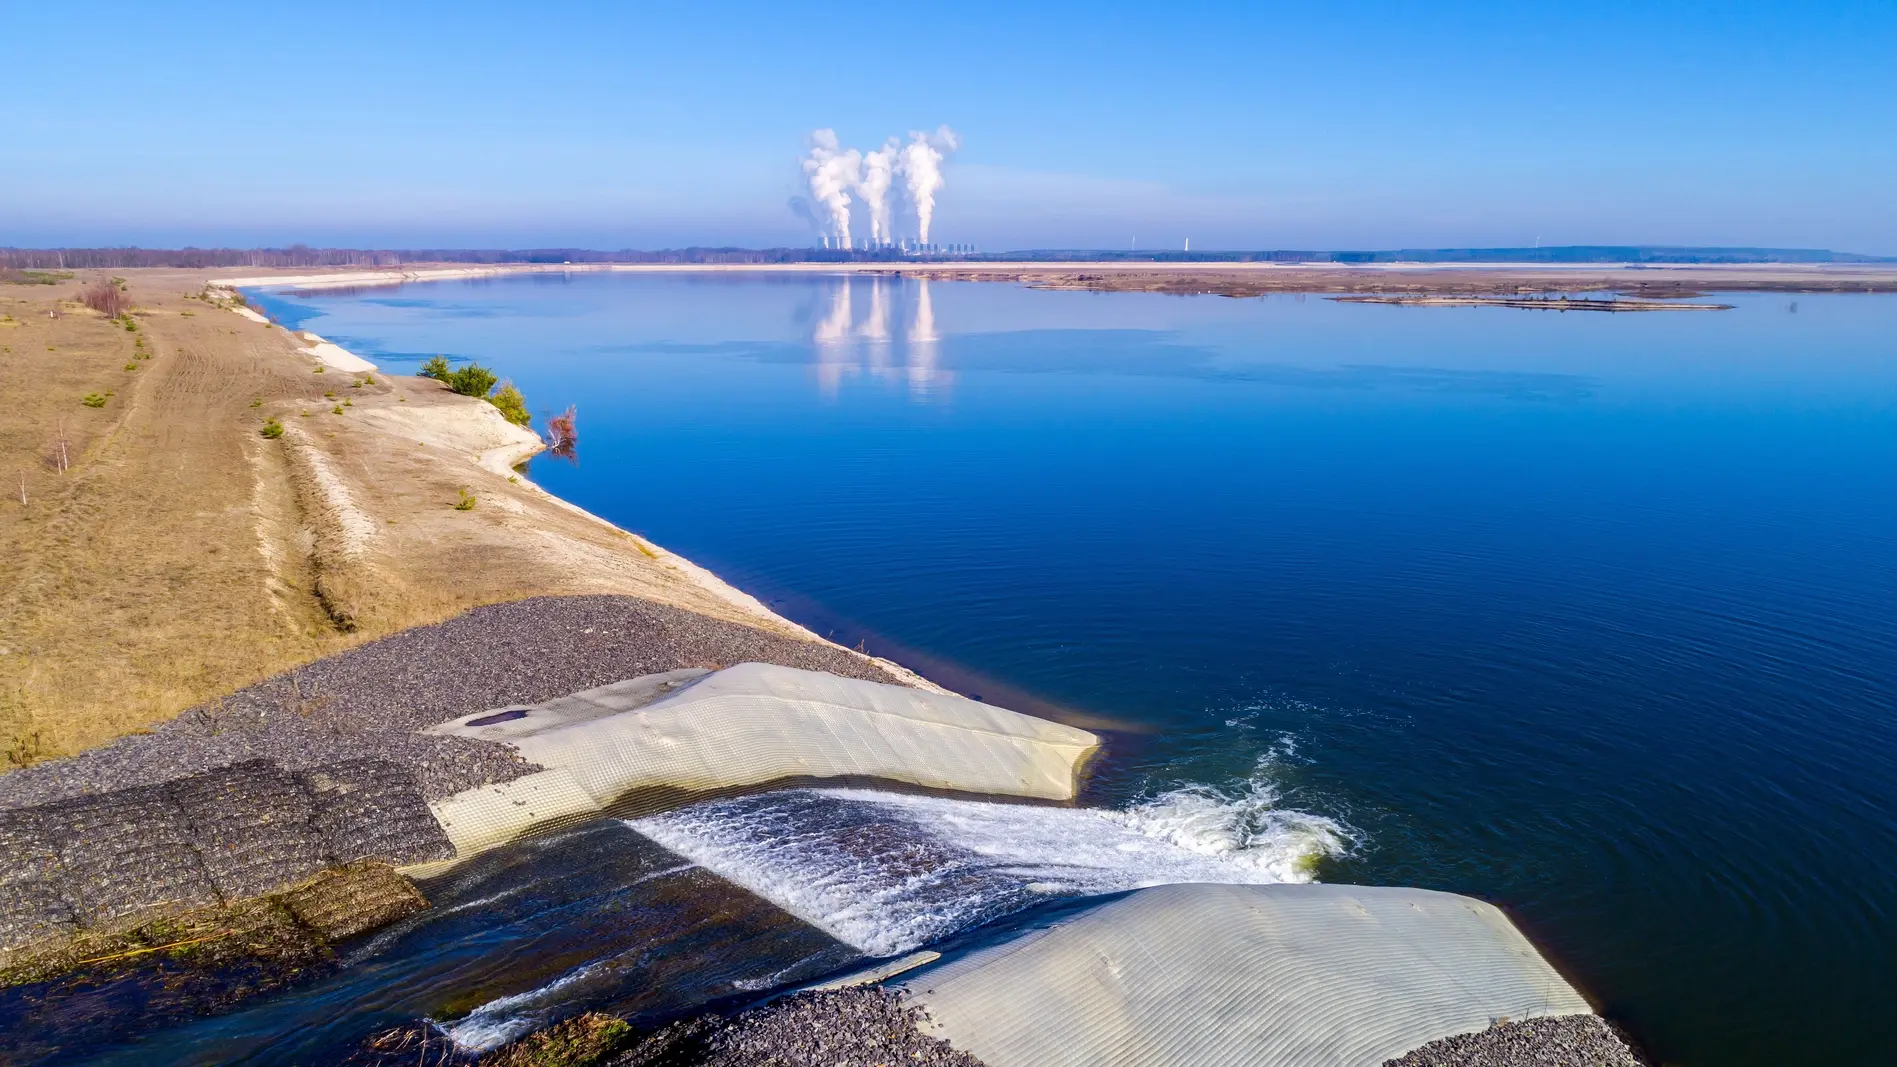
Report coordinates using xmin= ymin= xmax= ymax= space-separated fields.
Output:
xmin=236 ymin=273 xmax=1897 ymax=1067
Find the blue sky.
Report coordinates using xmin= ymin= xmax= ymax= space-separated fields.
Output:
xmin=4 ymin=2 xmax=1893 ymax=252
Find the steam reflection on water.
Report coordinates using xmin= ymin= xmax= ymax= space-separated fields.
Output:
xmin=813 ymin=277 xmax=948 ymax=400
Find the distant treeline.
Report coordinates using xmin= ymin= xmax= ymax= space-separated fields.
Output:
xmin=1 ymin=244 xmax=1889 ymax=269
xmin=993 ymin=246 xmax=1897 ymax=265
xmin=0 ymin=246 xmax=834 ymax=270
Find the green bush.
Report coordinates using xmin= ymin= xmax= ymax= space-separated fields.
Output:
xmin=81 ymin=393 xmax=107 ymax=408
xmin=446 ymin=363 xmax=498 ymax=398
xmin=454 ymin=488 xmax=477 ymax=511
xmin=420 ymin=355 xmax=452 ymax=382
xmin=260 ymin=419 xmax=284 ymax=439
xmin=489 ymin=381 xmax=531 ymax=426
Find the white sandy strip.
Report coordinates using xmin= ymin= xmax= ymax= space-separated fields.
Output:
xmin=205 ymin=260 xmax=1897 ymax=293
xmin=214 ymin=292 xmax=377 ymax=371
xmin=282 ymin=427 xmax=375 ymax=557
xmin=296 ymin=333 xmax=377 ymax=373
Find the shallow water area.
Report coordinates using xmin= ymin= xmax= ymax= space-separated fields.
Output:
xmin=49 ymin=819 xmax=855 ymax=1066
xmin=237 ymin=274 xmax=1897 ymax=1067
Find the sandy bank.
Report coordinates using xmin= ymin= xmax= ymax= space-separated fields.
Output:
xmin=204 ymin=259 xmax=1897 ymax=299
xmin=0 ymin=267 xmax=931 ymax=767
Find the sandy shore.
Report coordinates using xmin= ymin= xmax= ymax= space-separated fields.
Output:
xmin=0 ymin=268 xmax=927 ymax=767
xmin=206 ymin=259 xmax=1897 ymax=299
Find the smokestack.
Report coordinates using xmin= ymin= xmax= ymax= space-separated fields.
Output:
xmin=898 ymin=125 xmax=959 ymax=245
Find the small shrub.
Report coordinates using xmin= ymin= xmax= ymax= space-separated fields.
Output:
xmin=81 ymin=280 xmax=129 ymax=317
xmin=313 ymin=364 xmax=325 ymax=374
xmin=446 ymin=363 xmax=498 ymax=398
xmin=344 ymin=398 xmax=353 ymax=407
xmin=453 ymin=488 xmax=477 ymax=511
xmin=332 ymin=404 xmax=344 ymax=415
xmin=81 ymin=393 xmax=107 ymax=408
xmin=5 ymin=731 xmax=45 ymax=769
xmin=249 ymin=398 xmax=262 ymax=407
xmin=488 ymin=380 xmax=531 ymax=426
xmin=362 ymin=374 xmax=375 ymax=385
xmin=124 ymin=361 xmax=139 ymax=371
xmin=419 ymin=355 xmax=452 ymax=381
xmin=260 ymin=419 xmax=284 ymax=439
xmin=323 ymin=391 xmax=335 ymax=398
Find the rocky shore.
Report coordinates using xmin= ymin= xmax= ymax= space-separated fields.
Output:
xmin=0 ymin=595 xmax=905 ymax=811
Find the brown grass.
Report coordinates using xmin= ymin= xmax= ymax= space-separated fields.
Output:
xmin=0 ymin=269 xmax=829 ymax=766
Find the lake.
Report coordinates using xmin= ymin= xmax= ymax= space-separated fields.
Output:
xmin=243 ymin=272 xmax=1897 ymax=1067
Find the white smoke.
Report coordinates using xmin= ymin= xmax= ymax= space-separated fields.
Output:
xmin=898 ymin=125 xmax=959 ymax=245
xmin=858 ymin=139 xmax=898 ymax=246
xmin=802 ymin=129 xmax=862 ymax=249
xmin=798 ymin=126 xmax=959 ymax=248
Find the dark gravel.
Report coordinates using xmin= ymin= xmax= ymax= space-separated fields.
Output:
xmin=0 ymin=595 xmax=905 ymax=809
xmin=1383 ymin=1014 xmax=1649 ymax=1067
xmin=608 ymin=987 xmax=987 ymax=1067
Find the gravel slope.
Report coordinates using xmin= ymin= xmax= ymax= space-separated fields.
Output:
xmin=605 ymin=988 xmax=987 ymax=1067
xmin=0 ymin=595 xmax=906 ymax=809
xmin=1382 ymin=1014 xmax=1649 ymax=1067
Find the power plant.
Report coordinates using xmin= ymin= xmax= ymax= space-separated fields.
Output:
xmin=802 ymin=126 xmax=963 ymax=253
xmin=818 ymin=237 xmax=977 ymax=256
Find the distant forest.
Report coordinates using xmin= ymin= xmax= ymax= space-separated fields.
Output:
xmin=1 ymin=245 xmax=1890 ymax=270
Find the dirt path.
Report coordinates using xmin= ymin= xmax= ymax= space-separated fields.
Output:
xmin=0 ymin=270 xmax=891 ymax=767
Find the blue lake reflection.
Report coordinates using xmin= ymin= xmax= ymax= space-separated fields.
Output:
xmin=247 ymin=272 xmax=1897 ymax=1067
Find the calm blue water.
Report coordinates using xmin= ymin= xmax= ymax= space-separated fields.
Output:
xmin=246 ymin=273 xmax=1897 ymax=1067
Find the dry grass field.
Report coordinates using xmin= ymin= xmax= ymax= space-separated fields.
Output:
xmin=0 ymin=270 xmax=822 ymax=767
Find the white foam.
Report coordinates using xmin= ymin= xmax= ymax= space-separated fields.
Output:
xmin=437 ymin=962 xmax=603 ymax=1051
xmin=629 ymin=778 xmax=1351 ymax=958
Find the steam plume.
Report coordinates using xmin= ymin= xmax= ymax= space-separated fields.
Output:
xmin=802 ymin=129 xmax=862 ymax=249
xmin=859 ymin=139 xmax=898 ymax=245
xmin=898 ymin=126 xmax=959 ymax=244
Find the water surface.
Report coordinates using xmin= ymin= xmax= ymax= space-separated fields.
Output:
xmin=248 ymin=274 xmax=1897 ymax=1067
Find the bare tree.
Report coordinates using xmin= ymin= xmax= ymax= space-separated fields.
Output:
xmin=81 ymin=279 xmax=129 ymax=317
xmin=44 ymin=420 xmax=70 ymax=474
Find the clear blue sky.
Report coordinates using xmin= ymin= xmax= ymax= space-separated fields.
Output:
xmin=4 ymin=1 xmax=1893 ymax=252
